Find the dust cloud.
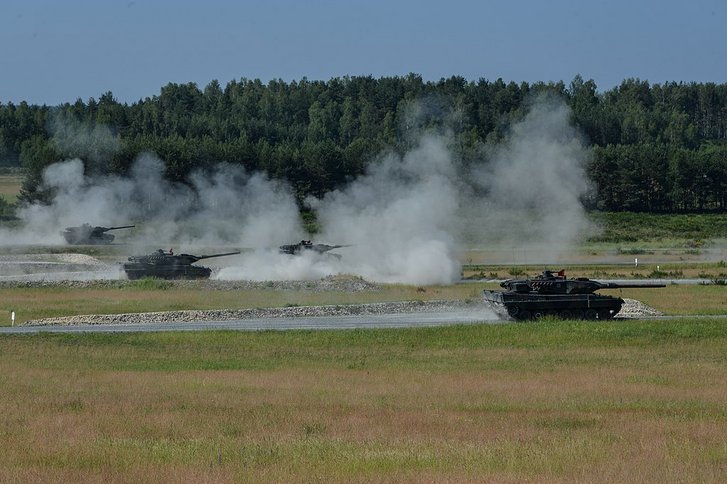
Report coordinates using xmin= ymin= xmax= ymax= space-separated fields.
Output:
xmin=307 ymin=135 xmax=462 ymax=285
xmin=2 ymin=154 xmax=304 ymax=249
xmin=462 ymin=96 xmax=594 ymax=258
xmin=2 ymin=96 xmax=595 ymax=284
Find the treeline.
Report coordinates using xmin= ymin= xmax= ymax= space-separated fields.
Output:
xmin=1 ymin=74 xmax=726 ymax=211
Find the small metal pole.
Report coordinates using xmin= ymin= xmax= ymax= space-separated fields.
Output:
xmin=11 ymin=311 xmax=15 ymax=327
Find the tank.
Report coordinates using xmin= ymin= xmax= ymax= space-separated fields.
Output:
xmin=279 ymin=240 xmax=348 ymax=258
xmin=482 ymin=270 xmax=665 ymax=320
xmin=123 ymin=249 xmax=241 ymax=280
xmin=61 ymin=224 xmax=135 ymax=245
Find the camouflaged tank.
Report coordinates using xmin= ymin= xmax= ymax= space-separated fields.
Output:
xmin=279 ymin=240 xmax=348 ymax=259
xmin=483 ymin=270 xmax=665 ymax=320
xmin=123 ymin=249 xmax=240 ymax=280
xmin=61 ymin=224 xmax=135 ymax=244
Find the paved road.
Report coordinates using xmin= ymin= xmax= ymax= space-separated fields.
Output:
xmin=0 ymin=310 xmax=500 ymax=334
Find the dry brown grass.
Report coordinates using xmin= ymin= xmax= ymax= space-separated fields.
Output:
xmin=0 ymin=323 xmax=725 ymax=482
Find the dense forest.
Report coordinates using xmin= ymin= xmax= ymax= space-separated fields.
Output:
xmin=1 ymin=74 xmax=726 ymax=212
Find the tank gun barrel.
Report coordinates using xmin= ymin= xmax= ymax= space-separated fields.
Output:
xmin=192 ymin=251 xmax=241 ymax=261
xmin=316 ymin=244 xmax=351 ymax=252
xmin=499 ymin=271 xmax=666 ymax=295
xmin=597 ymin=281 xmax=666 ymax=289
xmin=100 ymin=225 xmax=136 ymax=232
xmin=92 ymin=225 xmax=136 ymax=235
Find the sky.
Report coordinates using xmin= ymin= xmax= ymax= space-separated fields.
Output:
xmin=1 ymin=0 xmax=725 ymax=106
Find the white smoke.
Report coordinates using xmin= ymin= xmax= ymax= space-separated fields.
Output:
xmin=2 ymin=153 xmax=304 ymax=248
xmin=224 ymin=95 xmax=593 ymax=284
xmin=220 ymin=135 xmax=464 ymax=285
xmin=49 ymin=110 xmax=121 ymax=172
xmin=216 ymin=249 xmax=345 ymax=281
xmin=1 ymin=95 xmax=595 ymax=284
xmin=309 ymin=135 xmax=462 ymax=285
xmin=462 ymin=96 xmax=594 ymax=256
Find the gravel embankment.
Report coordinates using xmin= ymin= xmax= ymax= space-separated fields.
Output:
xmin=22 ymin=298 xmax=661 ymax=327
xmin=617 ymin=298 xmax=663 ymax=318
xmin=0 ymin=275 xmax=381 ymax=291
xmin=22 ymin=300 xmax=477 ymax=326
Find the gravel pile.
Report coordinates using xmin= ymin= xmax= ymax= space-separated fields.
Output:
xmin=0 ymin=274 xmax=381 ymax=291
xmin=21 ymin=297 xmax=663 ymax=327
xmin=23 ymin=300 xmax=476 ymax=326
xmin=616 ymin=298 xmax=663 ymax=318
xmin=0 ymin=253 xmax=106 ymax=265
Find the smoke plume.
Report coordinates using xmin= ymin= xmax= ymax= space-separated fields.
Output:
xmin=462 ymin=96 xmax=594 ymax=258
xmin=309 ymin=135 xmax=462 ymax=284
xmin=3 ymin=154 xmax=303 ymax=248
xmin=2 ymin=95 xmax=595 ymax=284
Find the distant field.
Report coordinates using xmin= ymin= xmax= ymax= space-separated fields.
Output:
xmin=588 ymin=211 xmax=727 ymax=243
xmin=1 ymin=319 xmax=725 ymax=482
xmin=462 ymin=261 xmax=727 ymax=280
xmin=0 ymin=174 xmax=22 ymax=202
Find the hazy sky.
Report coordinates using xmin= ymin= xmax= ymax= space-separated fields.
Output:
xmin=1 ymin=0 xmax=725 ymax=105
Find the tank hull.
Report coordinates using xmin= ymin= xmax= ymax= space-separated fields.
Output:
xmin=62 ymin=232 xmax=115 ymax=245
xmin=483 ymin=290 xmax=624 ymax=320
xmin=123 ymin=263 xmax=212 ymax=280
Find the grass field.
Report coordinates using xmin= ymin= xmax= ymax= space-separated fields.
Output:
xmin=1 ymin=319 xmax=725 ymax=482
xmin=0 ymin=174 xmax=22 ymax=203
xmin=1 ymin=172 xmax=726 ymax=480
xmin=1 ymin=281 xmax=726 ymax=325
xmin=462 ymin=261 xmax=727 ymax=280
xmin=0 ymin=282 xmax=486 ymax=325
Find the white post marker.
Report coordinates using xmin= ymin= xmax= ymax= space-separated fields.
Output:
xmin=635 ymin=257 xmax=638 ymax=267
xmin=11 ymin=311 xmax=15 ymax=327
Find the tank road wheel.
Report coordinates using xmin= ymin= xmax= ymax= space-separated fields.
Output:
xmin=584 ymin=309 xmax=598 ymax=320
xmin=573 ymin=310 xmax=585 ymax=319
xmin=598 ymin=310 xmax=613 ymax=320
xmin=507 ymin=305 xmax=521 ymax=318
xmin=533 ymin=311 xmax=546 ymax=320
xmin=519 ymin=310 xmax=532 ymax=321
xmin=558 ymin=310 xmax=573 ymax=320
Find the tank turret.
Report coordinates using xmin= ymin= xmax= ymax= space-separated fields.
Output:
xmin=483 ymin=270 xmax=665 ymax=320
xmin=61 ymin=224 xmax=135 ymax=245
xmin=123 ymin=249 xmax=241 ymax=280
xmin=279 ymin=240 xmax=348 ymax=258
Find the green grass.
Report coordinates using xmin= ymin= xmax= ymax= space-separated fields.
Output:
xmin=1 ymin=318 xmax=726 ymax=482
xmin=0 ymin=282 xmax=489 ymax=325
xmin=0 ymin=182 xmax=726 ymax=480
xmin=588 ymin=211 xmax=727 ymax=243
xmin=4 ymin=318 xmax=725 ymax=371
xmin=462 ymin=261 xmax=727 ymax=280
xmin=0 ymin=174 xmax=22 ymax=207
xmin=1 ymin=279 xmax=725 ymax=326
